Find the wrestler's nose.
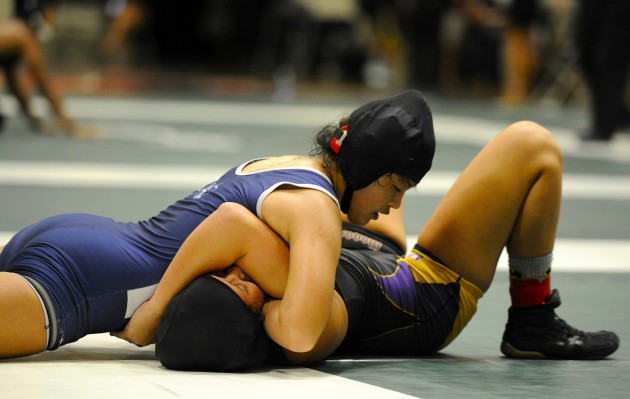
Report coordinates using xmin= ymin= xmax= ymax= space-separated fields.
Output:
xmin=226 ymin=266 xmax=247 ymax=282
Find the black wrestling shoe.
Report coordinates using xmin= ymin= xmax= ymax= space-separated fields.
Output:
xmin=500 ymin=289 xmax=619 ymax=360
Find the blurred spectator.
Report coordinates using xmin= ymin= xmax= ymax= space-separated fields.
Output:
xmin=575 ymin=0 xmax=630 ymax=141
xmin=393 ymin=0 xmax=451 ymax=90
xmin=292 ymin=0 xmax=367 ymax=81
xmin=100 ymin=0 xmax=265 ymax=70
xmin=0 ymin=18 xmax=86 ymax=136
xmin=100 ymin=0 xmax=146 ymax=61
xmin=255 ymin=0 xmax=370 ymax=84
xmin=355 ymin=0 xmax=400 ymax=88
xmin=14 ymin=0 xmax=58 ymax=41
xmin=499 ymin=0 xmax=542 ymax=104
xmin=454 ymin=0 xmax=506 ymax=96
xmin=454 ymin=0 xmax=543 ymax=103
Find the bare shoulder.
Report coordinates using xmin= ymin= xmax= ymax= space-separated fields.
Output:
xmin=265 ymin=188 xmax=340 ymax=221
xmin=242 ymin=156 xmax=325 ymax=174
xmin=262 ymin=188 xmax=341 ymax=242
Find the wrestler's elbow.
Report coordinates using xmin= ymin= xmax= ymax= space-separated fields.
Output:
xmin=281 ymin=327 xmax=321 ymax=353
xmin=282 ymin=294 xmax=348 ymax=363
xmin=264 ymin=302 xmax=322 ymax=353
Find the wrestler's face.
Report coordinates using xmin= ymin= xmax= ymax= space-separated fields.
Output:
xmin=346 ymin=174 xmax=414 ymax=225
xmin=212 ymin=266 xmax=265 ymax=314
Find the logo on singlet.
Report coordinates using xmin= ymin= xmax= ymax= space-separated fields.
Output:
xmin=193 ymin=182 xmax=223 ymax=199
xmin=342 ymin=230 xmax=383 ymax=251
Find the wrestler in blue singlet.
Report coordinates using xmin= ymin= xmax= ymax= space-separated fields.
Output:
xmin=0 ymin=159 xmax=338 ymax=350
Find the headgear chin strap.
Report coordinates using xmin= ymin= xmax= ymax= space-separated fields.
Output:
xmin=339 ymin=187 xmax=354 ymax=214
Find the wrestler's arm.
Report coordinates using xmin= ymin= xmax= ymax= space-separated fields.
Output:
xmin=272 ymin=290 xmax=348 ymax=364
xmin=114 ymin=189 xmax=342 ymax=353
xmin=112 ymin=202 xmax=290 ymax=346
xmin=260 ymin=188 xmax=342 ymax=352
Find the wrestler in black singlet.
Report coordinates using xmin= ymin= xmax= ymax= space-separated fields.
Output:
xmin=334 ymin=224 xmax=463 ymax=356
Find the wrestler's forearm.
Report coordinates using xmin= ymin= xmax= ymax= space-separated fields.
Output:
xmin=148 ymin=205 xmax=250 ymax=312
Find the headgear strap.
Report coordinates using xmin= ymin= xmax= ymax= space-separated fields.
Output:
xmin=332 ymin=123 xmax=352 ymax=212
xmin=329 ymin=124 xmax=348 ymax=154
xmin=339 ymin=186 xmax=353 ymax=214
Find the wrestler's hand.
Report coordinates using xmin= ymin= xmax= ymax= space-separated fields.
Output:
xmin=110 ymin=300 xmax=161 ymax=346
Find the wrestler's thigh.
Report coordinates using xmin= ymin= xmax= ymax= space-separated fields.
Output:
xmin=417 ymin=122 xmax=554 ymax=290
xmin=0 ymin=272 xmax=47 ymax=358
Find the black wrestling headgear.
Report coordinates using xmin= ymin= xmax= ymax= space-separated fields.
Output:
xmin=331 ymin=90 xmax=436 ymax=213
xmin=155 ymin=274 xmax=269 ymax=372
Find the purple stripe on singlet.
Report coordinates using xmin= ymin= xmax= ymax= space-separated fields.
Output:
xmin=371 ymin=260 xmax=418 ymax=316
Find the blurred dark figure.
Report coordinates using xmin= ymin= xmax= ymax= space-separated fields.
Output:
xmin=101 ymin=0 xmax=264 ymax=71
xmin=0 ymin=18 xmax=96 ymax=137
xmin=455 ymin=0 xmax=542 ymax=103
xmin=357 ymin=0 xmax=449 ymax=89
xmin=575 ymin=0 xmax=630 ymax=141
xmin=455 ymin=0 xmax=505 ymax=95
xmin=14 ymin=0 xmax=56 ymax=30
xmin=500 ymin=0 xmax=541 ymax=104
xmin=254 ymin=0 xmax=369 ymax=84
xmin=100 ymin=0 xmax=147 ymax=60
xmin=393 ymin=0 xmax=451 ymax=90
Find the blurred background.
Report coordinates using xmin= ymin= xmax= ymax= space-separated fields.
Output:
xmin=0 ymin=0 xmax=611 ymax=111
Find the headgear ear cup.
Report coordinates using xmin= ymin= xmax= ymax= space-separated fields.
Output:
xmin=155 ymin=274 xmax=270 ymax=371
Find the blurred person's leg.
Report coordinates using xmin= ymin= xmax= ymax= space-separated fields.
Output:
xmin=395 ymin=0 xmax=450 ymax=90
xmin=500 ymin=0 xmax=540 ymax=105
xmin=101 ymin=0 xmax=146 ymax=59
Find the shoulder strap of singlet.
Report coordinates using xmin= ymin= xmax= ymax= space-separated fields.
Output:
xmin=235 ymin=159 xmax=340 ymax=218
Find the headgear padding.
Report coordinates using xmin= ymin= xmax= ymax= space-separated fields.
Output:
xmin=155 ymin=274 xmax=270 ymax=371
xmin=336 ymin=90 xmax=436 ymax=212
